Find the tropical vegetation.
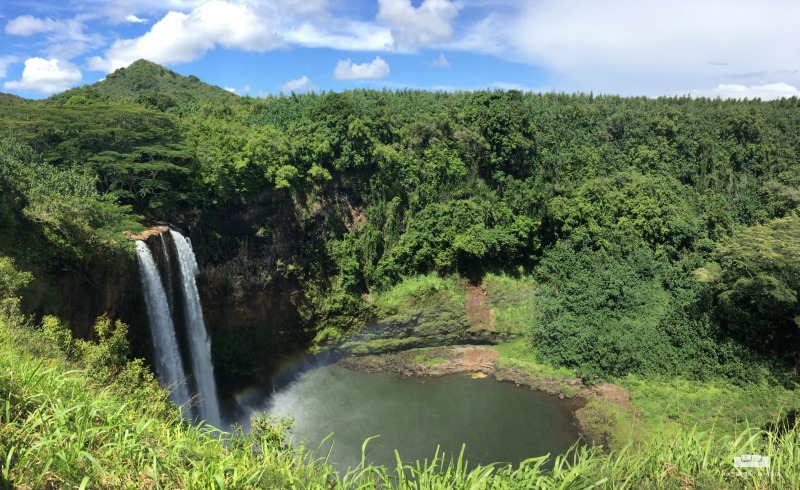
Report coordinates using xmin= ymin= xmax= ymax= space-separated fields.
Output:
xmin=1 ymin=59 xmax=799 ymax=487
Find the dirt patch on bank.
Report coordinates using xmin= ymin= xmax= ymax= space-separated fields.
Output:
xmin=466 ymin=283 xmax=494 ymax=332
xmin=591 ymin=382 xmax=636 ymax=413
xmin=338 ymin=345 xmax=497 ymax=378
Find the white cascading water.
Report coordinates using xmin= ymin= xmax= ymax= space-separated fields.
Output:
xmin=158 ymin=232 xmax=175 ymax=315
xmin=135 ymin=240 xmax=193 ymax=416
xmin=169 ymin=229 xmax=222 ymax=427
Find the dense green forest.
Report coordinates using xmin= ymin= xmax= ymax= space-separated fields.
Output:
xmin=3 ymin=60 xmax=799 ymax=381
xmin=1 ymin=59 xmax=800 ymax=487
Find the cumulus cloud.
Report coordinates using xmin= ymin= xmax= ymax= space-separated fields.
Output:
xmin=283 ymin=21 xmax=393 ymax=51
xmin=90 ymin=0 xmax=205 ymax=24
xmin=4 ymin=57 xmax=82 ymax=94
xmin=90 ymin=0 xmax=392 ymax=63
xmin=88 ymin=0 xmax=282 ymax=72
xmin=377 ymin=0 xmax=458 ymax=50
xmin=124 ymin=15 xmax=149 ymax=23
xmin=281 ymin=75 xmax=316 ymax=93
xmin=502 ymin=0 xmax=800 ymax=95
xmin=333 ymin=56 xmax=390 ymax=80
xmin=430 ymin=52 xmax=450 ymax=68
xmin=688 ymin=82 xmax=800 ymax=100
xmin=0 ymin=56 xmax=18 ymax=78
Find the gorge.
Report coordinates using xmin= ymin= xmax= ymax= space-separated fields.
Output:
xmin=135 ymin=227 xmax=586 ymax=468
xmin=2 ymin=60 xmax=799 ymax=487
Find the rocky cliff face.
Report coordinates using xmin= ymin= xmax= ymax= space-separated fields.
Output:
xmin=180 ymin=174 xmax=383 ymax=379
xmin=59 ymin=173 xmax=494 ymax=383
xmin=52 ymin=249 xmax=148 ymax=347
xmin=51 ymin=182 xmax=323 ymax=381
xmin=185 ymin=185 xmax=336 ymax=379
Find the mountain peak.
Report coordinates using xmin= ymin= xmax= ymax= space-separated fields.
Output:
xmin=47 ymin=59 xmax=237 ymax=108
xmin=99 ymin=59 xmax=237 ymax=103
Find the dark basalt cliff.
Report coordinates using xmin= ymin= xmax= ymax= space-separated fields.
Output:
xmin=174 ymin=179 xmax=368 ymax=379
xmin=58 ymin=174 xmax=500 ymax=383
xmin=52 ymin=259 xmax=147 ymax=342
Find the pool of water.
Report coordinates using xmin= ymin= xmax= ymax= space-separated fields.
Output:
xmin=247 ymin=365 xmax=583 ymax=470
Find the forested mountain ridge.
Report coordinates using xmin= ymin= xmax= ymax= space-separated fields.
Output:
xmin=1 ymin=61 xmax=799 ymax=383
xmin=47 ymin=59 xmax=238 ymax=109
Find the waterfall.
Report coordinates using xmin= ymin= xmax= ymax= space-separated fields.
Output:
xmin=169 ymin=230 xmax=222 ymax=428
xmin=136 ymin=230 xmax=222 ymax=428
xmin=134 ymin=240 xmax=192 ymax=416
xmin=158 ymin=232 xmax=175 ymax=316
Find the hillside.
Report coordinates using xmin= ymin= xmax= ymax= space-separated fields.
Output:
xmin=0 ymin=92 xmax=28 ymax=105
xmin=46 ymin=59 xmax=238 ymax=110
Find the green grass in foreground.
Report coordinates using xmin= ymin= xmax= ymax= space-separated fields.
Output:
xmin=2 ymin=311 xmax=800 ymax=488
xmin=0 ymin=315 xmax=322 ymax=488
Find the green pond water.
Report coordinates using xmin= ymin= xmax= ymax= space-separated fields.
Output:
xmin=264 ymin=365 xmax=584 ymax=471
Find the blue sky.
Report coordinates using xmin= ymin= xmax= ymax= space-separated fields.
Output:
xmin=1 ymin=0 xmax=798 ymax=100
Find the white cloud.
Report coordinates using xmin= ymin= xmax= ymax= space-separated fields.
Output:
xmin=445 ymin=12 xmax=505 ymax=55
xmin=223 ymin=86 xmax=238 ymax=94
xmin=86 ymin=57 xmax=113 ymax=73
xmin=88 ymin=0 xmax=282 ymax=72
xmin=4 ymin=57 xmax=82 ymax=94
xmin=688 ymin=82 xmax=800 ymax=100
xmin=281 ymin=75 xmax=316 ymax=92
xmin=503 ymin=0 xmax=800 ymax=95
xmin=90 ymin=0 xmax=206 ymax=24
xmin=377 ymin=0 xmax=458 ymax=50
xmin=89 ymin=0 xmax=392 ymax=59
xmin=283 ymin=21 xmax=393 ymax=51
xmin=283 ymin=0 xmax=331 ymax=15
xmin=333 ymin=56 xmax=390 ymax=80
xmin=5 ymin=14 xmax=103 ymax=60
xmin=93 ymin=0 xmax=330 ymax=25
xmin=124 ymin=15 xmax=149 ymax=23
xmin=0 ymin=56 xmax=18 ymax=78
xmin=7 ymin=0 xmax=796 ymax=97
xmin=5 ymin=15 xmax=61 ymax=36
xmin=431 ymin=52 xmax=450 ymax=68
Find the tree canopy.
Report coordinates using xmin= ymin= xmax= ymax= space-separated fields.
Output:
xmin=2 ymin=63 xmax=800 ymax=381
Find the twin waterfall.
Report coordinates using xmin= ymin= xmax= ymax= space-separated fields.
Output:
xmin=135 ymin=230 xmax=222 ymax=428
